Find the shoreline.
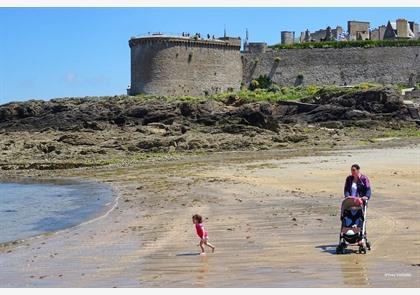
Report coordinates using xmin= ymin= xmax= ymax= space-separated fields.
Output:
xmin=0 ymin=142 xmax=419 ymax=287
xmin=0 ymin=179 xmax=119 ymax=251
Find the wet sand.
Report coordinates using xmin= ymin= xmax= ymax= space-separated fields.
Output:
xmin=0 ymin=145 xmax=419 ymax=287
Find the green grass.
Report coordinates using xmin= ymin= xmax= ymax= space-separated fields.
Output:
xmin=127 ymin=83 xmax=392 ymax=103
xmin=211 ymin=88 xmax=309 ymax=101
xmin=378 ymin=128 xmax=420 ymax=138
xmin=270 ymin=39 xmax=420 ymax=50
xmin=220 ymin=83 xmax=387 ymax=102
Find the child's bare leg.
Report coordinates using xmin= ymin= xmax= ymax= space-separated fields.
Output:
xmin=199 ymin=240 xmax=205 ymax=253
xmin=204 ymin=240 xmax=215 ymax=253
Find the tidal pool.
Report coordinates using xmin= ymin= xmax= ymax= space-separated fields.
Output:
xmin=0 ymin=180 xmax=115 ymax=244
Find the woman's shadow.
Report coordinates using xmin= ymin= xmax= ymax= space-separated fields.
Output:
xmin=316 ymin=244 xmax=357 ymax=255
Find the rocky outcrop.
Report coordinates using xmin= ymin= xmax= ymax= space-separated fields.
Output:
xmin=0 ymin=87 xmax=418 ymax=160
xmin=0 ymin=88 xmax=416 ymax=133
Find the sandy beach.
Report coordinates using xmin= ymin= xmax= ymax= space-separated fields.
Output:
xmin=0 ymin=144 xmax=419 ymax=287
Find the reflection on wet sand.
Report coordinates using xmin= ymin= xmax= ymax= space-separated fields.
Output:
xmin=339 ymin=255 xmax=370 ymax=287
xmin=195 ymin=255 xmax=209 ymax=287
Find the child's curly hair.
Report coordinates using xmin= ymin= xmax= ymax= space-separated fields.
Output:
xmin=192 ymin=214 xmax=203 ymax=223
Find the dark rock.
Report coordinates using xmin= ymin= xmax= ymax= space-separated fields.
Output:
xmin=37 ymin=143 xmax=56 ymax=154
xmin=126 ymin=106 xmax=148 ymax=118
xmin=83 ymin=121 xmax=104 ymax=130
xmin=284 ymin=134 xmax=309 ymax=143
xmin=114 ymin=116 xmax=126 ymax=126
xmin=346 ymin=119 xmax=374 ymax=129
xmin=271 ymin=135 xmax=286 ymax=143
xmin=57 ymin=134 xmax=95 ymax=146
xmin=308 ymin=87 xmax=404 ymax=114
xmin=343 ymin=109 xmax=371 ymax=120
xmin=319 ymin=121 xmax=344 ymax=129
xmin=222 ymin=124 xmax=264 ymax=135
xmin=180 ymin=126 xmax=188 ymax=134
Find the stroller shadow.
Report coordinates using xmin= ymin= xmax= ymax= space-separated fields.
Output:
xmin=176 ymin=252 xmax=201 ymax=256
xmin=316 ymin=245 xmax=357 ymax=255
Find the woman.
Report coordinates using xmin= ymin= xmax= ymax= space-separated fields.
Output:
xmin=344 ymin=164 xmax=371 ymax=201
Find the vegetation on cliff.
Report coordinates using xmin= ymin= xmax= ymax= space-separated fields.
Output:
xmin=270 ymin=39 xmax=420 ymax=50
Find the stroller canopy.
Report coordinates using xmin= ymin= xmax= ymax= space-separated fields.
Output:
xmin=341 ymin=197 xmax=364 ymax=211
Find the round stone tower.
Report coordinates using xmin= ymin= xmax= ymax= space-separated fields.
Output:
xmin=129 ymin=35 xmax=242 ymax=97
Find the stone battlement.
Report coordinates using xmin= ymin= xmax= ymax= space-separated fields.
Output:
xmin=129 ymin=35 xmax=241 ymax=50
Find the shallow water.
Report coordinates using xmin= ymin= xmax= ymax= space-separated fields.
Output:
xmin=0 ymin=180 xmax=114 ymax=244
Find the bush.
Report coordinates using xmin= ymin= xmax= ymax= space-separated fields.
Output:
xmin=306 ymin=85 xmax=320 ymax=96
xmin=269 ymin=84 xmax=281 ymax=93
xmin=249 ymin=75 xmax=272 ymax=91
xmin=249 ymin=80 xmax=260 ymax=91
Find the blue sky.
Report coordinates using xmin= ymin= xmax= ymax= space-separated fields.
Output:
xmin=0 ymin=7 xmax=419 ymax=103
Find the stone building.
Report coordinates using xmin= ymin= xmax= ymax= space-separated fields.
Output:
xmin=299 ymin=30 xmax=311 ymax=43
xmin=299 ymin=26 xmax=343 ymax=42
xmin=370 ymin=25 xmax=386 ymax=40
xmin=409 ymin=21 xmax=420 ymax=39
xmin=245 ymin=42 xmax=269 ymax=53
xmin=347 ymin=21 xmax=370 ymax=40
xmin=128 ymin=34 xmax=242 ymax=96
xmin=281 ymin=31 xmax=295 ymax=45
xmin=383 ymin=19 xmax=417 ymax=39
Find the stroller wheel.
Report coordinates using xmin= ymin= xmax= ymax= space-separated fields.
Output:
xmin=366 ymin=241 xmax=371 ymax=251
xmin=336 ymin=246 xmax=343 ymax=254
xmin=359 ymin=246 xmax=367 ymax=254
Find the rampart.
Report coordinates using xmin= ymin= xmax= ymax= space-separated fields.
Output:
xmin=242 ymin=46 xmax=420 ymax=87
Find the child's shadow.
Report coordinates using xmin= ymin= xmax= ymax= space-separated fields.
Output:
xmin=176 ymin=252 xmax=201 ymax=256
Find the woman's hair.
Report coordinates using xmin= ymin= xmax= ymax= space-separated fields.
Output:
xmin=192 ymin=214 xmax=203 ymax=223
xmin=351 ymin=164 xmax=360 ymax=170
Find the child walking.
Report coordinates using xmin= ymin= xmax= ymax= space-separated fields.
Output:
xmin=192 ymin=214 xmax=215 ymax=254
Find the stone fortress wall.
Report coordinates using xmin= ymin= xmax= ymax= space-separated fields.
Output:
xmin=129 ymin=35 xmax=420 ymax=96
xmin=129 ymin=35 xmax=242 ymax=96
xmin=242 ymin=45 xmax=420 ymax=87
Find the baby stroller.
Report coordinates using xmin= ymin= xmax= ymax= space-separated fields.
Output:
xmin=336 ymin=197 xmax=371 ymax=254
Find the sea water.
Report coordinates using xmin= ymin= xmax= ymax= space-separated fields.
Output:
xmin=0 ymin=180 xmax=114 ymax=244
